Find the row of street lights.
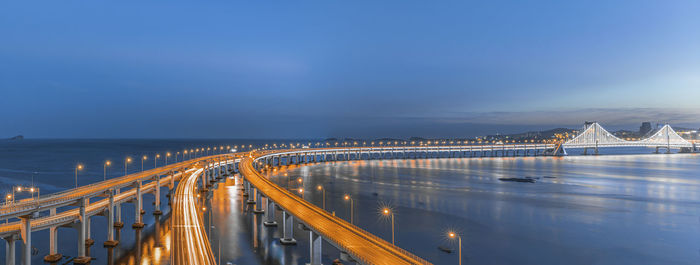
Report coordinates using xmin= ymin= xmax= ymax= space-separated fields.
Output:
xmin=7 ymin=144 xmax=245 ymax=204
xmin=256 ymin=139 xmax=555 ymax=151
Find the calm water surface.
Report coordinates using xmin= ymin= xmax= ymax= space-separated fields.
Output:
xmin=266 ymin=154 xmax=700 ymax=265
xmin=2 ymin=140 xmax=699 ymax=264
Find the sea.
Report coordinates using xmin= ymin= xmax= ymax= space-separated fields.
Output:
xmin=1 ymin=139 xmax=700 ymax=265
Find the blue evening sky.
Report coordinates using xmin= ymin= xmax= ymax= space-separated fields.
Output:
xmin=1 ymin=1 xmax=699 ymax=138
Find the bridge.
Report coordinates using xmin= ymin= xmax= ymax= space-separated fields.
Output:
xmin=562 ymin=122 xmax=696 ymax=154
xmin=1 ymin=142 xmax=568 ymax=265
xmin=0 ymin=154 xmax=234 ymax=265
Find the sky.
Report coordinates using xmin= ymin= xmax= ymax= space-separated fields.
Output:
xmin=1 ymin=1 xmax=699 ymax=138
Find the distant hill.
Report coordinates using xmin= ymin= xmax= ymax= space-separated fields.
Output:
xmin=7 ymin=135 xmax=23 ymax=140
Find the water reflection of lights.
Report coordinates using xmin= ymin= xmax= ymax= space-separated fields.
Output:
xmin=114 ymin=216 xmax=173 ymax=265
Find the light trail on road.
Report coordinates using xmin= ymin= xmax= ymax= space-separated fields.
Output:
xmin=172 ymin=167 xmax=216 ymax=265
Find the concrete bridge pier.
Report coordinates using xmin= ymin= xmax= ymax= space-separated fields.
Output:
xmin=203 ymin=165 xmax=210 ymax=188
xmin=263 ymin=200 xmax=277 ymax=226
xmin=132 ymin=181 xmax=145 ymax=229
xmin=43 ymin=208 xmax=62 ymax=262
xmin=45 ymin=226 xmax=61 ymax=262
xmin=280 ymin=211 xmax=296 ymax=245
xmin=19 ymin=215 xmax=32 ymax=265
xmin=114 ymin=188 xmax=124 ymax=228
xmin=246 ymin=186 xmax=256 ymax=204
xmin=74 ymin=198 xmax=91 ymax=264
xmin=253 ymin=190 xmax=265 ymax=214
xmin=4 ymin=234 xmax=17 ymax=265
xmin=102 ymin=193 xmax=118 ymax=248
xmin=170 ymin=171 xmax=176 ymax=191
xmin=243 ymin=180 xmax=250 ymax=197
xmin=308 ymin=231 xmax=323 ymax=265
xmin=154 ymin=175 xmax=162 ymax=215
xmin=85 ymin=216 xmax=94 ymax=247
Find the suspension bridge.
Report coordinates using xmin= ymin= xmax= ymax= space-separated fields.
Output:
xmin=562 ymin=122 xmax=696 ymax=154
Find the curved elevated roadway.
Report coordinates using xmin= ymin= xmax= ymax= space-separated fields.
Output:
xmin=171 ymin=167 xmax=216 ymax=265
xmin=240 ymin=149 xmax=433 ymax=265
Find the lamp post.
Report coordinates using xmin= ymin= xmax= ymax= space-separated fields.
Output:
xmin=155 ymin=154 xmax=160 ymax=168
xmin=448 ymin=231 xmax=462 ymax=265
xmin=166 ymin=152 xmax=171 ymax=165
xmin=124 ymin=157 xmax=132 ymax=176
xmin=141 ymin=155 xmax=147 ymax=171
xmin=75 ymin=164 xmax=83 ymax=188
xmin=297 ymin=188 xmax=304 ymax=199
xmin=29 ymin=186 xmax=39 ymax=200
xmin=316 ymin=185 xmax=326 ymax=210
xmin=344 ymin=194 xmax=354 ymax=224
xmin=104 ymin=160 xmax=111 ymax=181
xmin=382 ymin=208 xmax=395 ymax=245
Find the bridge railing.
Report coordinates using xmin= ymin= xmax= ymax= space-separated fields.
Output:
xmin=0 ymin=156 xmax=226 ymax=218
xmin=244 ymin=155 xmax=431 ymax=264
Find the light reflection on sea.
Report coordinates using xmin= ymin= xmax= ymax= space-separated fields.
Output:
xmin=263 ymin=154 xmax=700 ymax=265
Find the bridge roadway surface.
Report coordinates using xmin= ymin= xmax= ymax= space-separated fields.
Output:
xmin=0 ymin=155 xmax=236 ymax=237
xmin=171 ymin=167 xmax=216 ymax=265
xmin=0 ymin=170 xmax=189 ymax=237
xmin=241 ymin=148 xmax=434 ymax=265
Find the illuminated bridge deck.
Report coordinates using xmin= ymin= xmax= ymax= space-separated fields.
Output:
xmin=240 ymin=150 xmax=433 ymax=265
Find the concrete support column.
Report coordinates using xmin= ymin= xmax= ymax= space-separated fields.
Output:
xmin=203 ymin=165 xmax=209 ymax=188
xmin=114 ymin=188 xmax=123 ymax=228
xmin=75 ymin=197 xmax=90 ymax=264
xmin=133 ymin=181 xmax=145 ymax=229
xmin=44 ymin=226 xmax=60 ymax=262
xmin=19 ymin=216 xmax=31 ymax=265
xmin=43 ymin=208 xmax=62 ymax=262
xmin=154 ymin=175 xmax=162 ymax=215
xmin=170 ymin=171 xmax=175 ymax=190
xmin=263 ymin=200 xmax=277 ymax=226
xmin=4 ymin=234 xmax=17 ymax=265
xmin=104 ymin=189 xmax=119 ymax=247
xmin=243 ymin=180 xmax=249 ymax=196
xmin=253 ymin=189 xmax=264 ymax=213
xmin=309 ymin=231 xmax=323 ymax=265
xmin=85 ymin=216 xmax=93 ymax=247
xmin=246 ymin=186 xmax=256 ymax=204
xmin=280 ymin=211 xmax=296 ymax=245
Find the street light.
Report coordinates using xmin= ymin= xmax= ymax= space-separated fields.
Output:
xmin=297 ymin=188 xmax=304 ymax=199
xmin=316 ymin=185 xmax=326 ymax=210
xmin=382 ymin=208 xmax=395 ymax=245
xmin=104 ymin=160 xmax=111 ymax=181
xmin=166 ymin=152 xmax=171 ymax=164
xmin=75 ymin=164 xmax=84 ymax=188
xmin=124 ymin=157 xmax=132 ymax=176
xmin=155 ymin=153 xmax=160 ymax=168
xmin=448 ymin=231 xmax=462 ymax=265
xmin=29 ymin=186 xmax=39 ymax=200
xmin=344 ymin=194 xmax=354 ymax=224
xmin=141 ymin=155 xmax=148 ymax=171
